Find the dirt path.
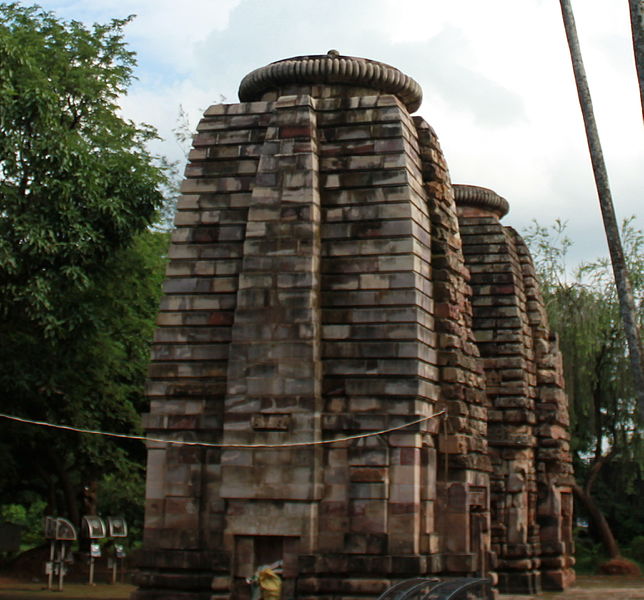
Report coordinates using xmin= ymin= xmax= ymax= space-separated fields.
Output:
xmin=0 ymin=578 xmax=134 ymax=600
xmin=0 ymin=575 xmax=642 ymax=599
xmin=500 ymin=576 xmax=644 ymax=600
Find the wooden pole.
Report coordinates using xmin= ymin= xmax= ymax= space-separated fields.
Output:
xmin=559 ymin=0 xmax=644 ymax=421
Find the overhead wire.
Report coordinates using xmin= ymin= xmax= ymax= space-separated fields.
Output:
xmin=0 ymin=410 xmax=445 ymax=449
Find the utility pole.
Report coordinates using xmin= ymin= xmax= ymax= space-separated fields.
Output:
xmin=559 ymin=0 xmax=644 ymax=421
xmin=628 ymin=0 xmax=644 ymax=119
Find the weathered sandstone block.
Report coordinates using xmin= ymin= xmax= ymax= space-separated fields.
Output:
xmin=133 ymin=54 xmax=573 ymax=600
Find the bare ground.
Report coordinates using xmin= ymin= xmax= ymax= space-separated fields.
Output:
xmin=0 ymin=574 xmax=642 ymax=600
xmin=0 ymin=576 xmax=134 ymax=599
xmin=498 ymin=575 xmax=644 ymax=600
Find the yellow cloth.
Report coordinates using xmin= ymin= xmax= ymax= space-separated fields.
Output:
xmin=258 ymin=567 xmax=282 ymax=600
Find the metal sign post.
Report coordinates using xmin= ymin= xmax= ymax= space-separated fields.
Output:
xmin=55 ymin=518 xmax=76 ymax=591
xmin=44 ymin=517 xmax=56 ymax=590
xmin=46 ymin=539 xmax=55 ymax=591
xmin=44 ymin=517 xmax=77 ymax=592
xmin=107 ymin=517 xmax=128 ymax=585
xmin=56 ymin=542 xmax=65 ymax=591
xmin=82 ymin=516 xmax=106 ymax=586
xmin=89 ymin=543 xmax=101 ymax=585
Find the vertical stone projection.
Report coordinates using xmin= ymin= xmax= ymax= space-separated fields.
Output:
xmin=454 ymin=185 xmax=574 ymax=594
xmin=133 ymin=53 xmax=573 ymax=600
xmin=514 ymin=234 xmax=575 ymax=591
xmin=414 ymin=122 xmax=491 ymax=577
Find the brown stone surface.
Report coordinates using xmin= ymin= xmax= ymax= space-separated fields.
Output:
xmin=455 ymin=184 xmax=574 ymax=595
xmin=134 ymin=53 xmax=574 ymax=600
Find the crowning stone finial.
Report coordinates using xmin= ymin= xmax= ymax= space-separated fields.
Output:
xmin=238 ymin=52 xmax=423 ymax=112
xmin=453 ymin=184 xmax=510 ymax=219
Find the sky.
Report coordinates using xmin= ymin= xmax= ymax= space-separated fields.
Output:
xmin=28 ymin=0 xmax=643 ymax=268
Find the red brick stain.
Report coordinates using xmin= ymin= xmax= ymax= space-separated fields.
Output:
xmin=390 ymin=502 xmax=418 ymax=514
xmin=208 ymin=311 xmax=233 ymax=325
xmin=350 ymin=468 xmax=387 ymax=482
xmin=279 ymin=126 xmax=313 ymax=138
xmin=399 ymin=447 xmax=419 ymax=465
xmin=492 ymin=285 xmax=516 ymax=295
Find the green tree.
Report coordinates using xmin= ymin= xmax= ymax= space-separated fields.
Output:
xmin=0 ymin=3 xmax=169 ymax=537
xmin=0 ymin=229 xmax=168 ymax=534
xmin=525 ymin=218 xmax=643 ymax=563
xmin=0 ymin=2 xmax=165 ymax=335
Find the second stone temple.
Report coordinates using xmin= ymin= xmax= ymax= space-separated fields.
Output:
xmin=133 ymin=52 xmax=575 ymax=600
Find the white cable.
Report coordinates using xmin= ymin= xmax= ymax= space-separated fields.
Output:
xmin=0 ymin=411 xmax=444 ymax=449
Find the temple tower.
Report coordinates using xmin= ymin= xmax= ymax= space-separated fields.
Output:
xmin=454 ymin=184 xmax=575 ymax=593
xmin=132 ymin=53 xmax=572 ymax=600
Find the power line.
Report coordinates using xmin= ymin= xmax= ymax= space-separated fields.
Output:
xmin=0 ymin=411 xmax=445 ymax=449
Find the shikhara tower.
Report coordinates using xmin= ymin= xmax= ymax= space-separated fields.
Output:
xmin=132 ymin=52 xmax=574 ymax=600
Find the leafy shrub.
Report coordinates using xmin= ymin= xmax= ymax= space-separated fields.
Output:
xmin=627 ymin=535 xmax=644 ymax=566
xmin=1 ymin=500 xmax=47 ymax=547
xmin=574 ymin=527 xmax=606 ymax=573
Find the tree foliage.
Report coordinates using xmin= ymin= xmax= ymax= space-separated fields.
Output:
xmin=525 ymin=218 xmax=643 ymax=554
xmin=0 ymin=3 xmax=169 ymax=540
xmin=0 ymin=226 xmax=168 ymax=540
xmin=0 ymin=2 xmax=165 ymax=335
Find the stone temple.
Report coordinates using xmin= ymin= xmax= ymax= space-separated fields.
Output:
xmin=132 ymin=52 xmax=575 ymax=600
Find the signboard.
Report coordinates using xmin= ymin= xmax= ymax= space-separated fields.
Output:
xmin=107 ymin=516 xmax=127 ymax=538
xmin=44 ymin=517 xmax=57 ymax=539
xmin=55 ymin=518 xmax=77 ymax=541
xmin=81 ymin=516 xmax=106 ymax=539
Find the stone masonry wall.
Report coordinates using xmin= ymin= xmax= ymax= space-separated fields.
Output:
xmin=513 ymin=233 xmax=575 ymax=590
xmin=133 ymin=54 xmax=573 ymax=600
xmin=454 ymin=185 xmax=574 ymax=594
xmin=136 ymin=100 xmax=271 ymax=599
xmin=414 ymin=121 xmax=492 ymax=577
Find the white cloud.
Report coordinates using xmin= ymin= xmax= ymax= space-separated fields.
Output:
xmin=29 ymin=0 xmax=644 ymax=265
xmin=35 ymin=0 xmax=241 ymax=72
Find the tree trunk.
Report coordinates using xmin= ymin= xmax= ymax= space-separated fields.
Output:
xmin=629 ymin=0 xmax=644 ymax=118
xmin=82 ymin=480 xmax=98 ymax=516
xmin=593 ymin=381 xmax=603 ymax=461
xmin=559 ymin=0 xmax=644 ymax=422
xmin=52 ymin=456 xmax=80 ymax=526
xmin=572 ymin=482 xmax=620 ymax=559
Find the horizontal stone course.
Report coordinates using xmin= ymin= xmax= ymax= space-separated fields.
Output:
xmin=135 ymin=54 xmax=573 ymax=600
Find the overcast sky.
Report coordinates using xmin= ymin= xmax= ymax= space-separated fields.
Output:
xmin=31 ymin=0 xmax=643 ymax=268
